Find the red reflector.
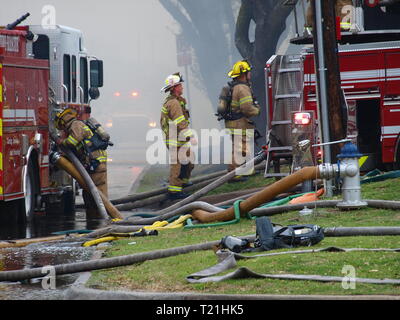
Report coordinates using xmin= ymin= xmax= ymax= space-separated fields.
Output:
xmin=294 ymin=112 xmax=311 ymax=125
xmin=365 ymin=0 xmax=379 ymax=8
xmin=336 ymin=16 xmax=341 ymax=41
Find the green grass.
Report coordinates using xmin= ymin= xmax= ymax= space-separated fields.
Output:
xmin=135 ymin=166 xmax=168 ymax=193
xmin=87 ymin=175 xmax=400 ymax=296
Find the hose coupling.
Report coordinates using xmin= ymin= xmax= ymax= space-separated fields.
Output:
xmin=318 ymin=163 xmax=338 ymax=180
xmin=49 ymin=151 xmax=62 ymax=165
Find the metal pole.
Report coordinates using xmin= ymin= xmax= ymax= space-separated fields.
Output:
xmin=314 ymin=0 xmax=333 ymax=196
xmin=184 ymin=64 xmax=191 ymax=111
xmin=293 ymin=2 xmax=299 ymax=38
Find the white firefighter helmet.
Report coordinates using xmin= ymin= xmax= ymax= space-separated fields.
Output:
xmin=160 ymin=72 xmax=184 ymax=93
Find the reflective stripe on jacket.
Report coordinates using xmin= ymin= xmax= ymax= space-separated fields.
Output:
xmin=63 ymin=120 xmax=107 ymax=165
xmin=160 ymin=94 xmax=193 ymax=147
xmin=225 ymin=83 xmax=260 ymax=133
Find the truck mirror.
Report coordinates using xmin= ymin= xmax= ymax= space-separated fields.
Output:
xmin=90 ymin=60 xmax=103 ymax=88
xmin=89 ymin=87 xmax=100 ymax=100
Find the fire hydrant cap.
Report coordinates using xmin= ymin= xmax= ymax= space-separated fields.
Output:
xmin=337 ymin=142 xmax=363 ymax=159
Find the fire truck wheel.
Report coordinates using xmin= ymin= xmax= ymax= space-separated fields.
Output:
xmin=21 ymin=165 xmax=38 ymax=222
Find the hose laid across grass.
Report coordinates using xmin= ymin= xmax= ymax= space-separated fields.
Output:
xmin=113 ymin=201 xmax=223 ymax=226
xmin=152 ymin=151 xmax=267 ymax=217
xmin=114 ymin=178 xmax=218 ymax=211
xmin=110 ymin=161 xmax=266 ymax=208
xmin=191 ymin=166 xmax=320 ymax=223
xmin=2 ymin=226 xmax=400 ymax=282
xmin=111 ymin=170 xmax=227 ymax=205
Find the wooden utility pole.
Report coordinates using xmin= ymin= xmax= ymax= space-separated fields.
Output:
xmin=312 ymin=0 xmax=347 ymax=157
xmin=311 ymin=0 xmax=348 ymax=195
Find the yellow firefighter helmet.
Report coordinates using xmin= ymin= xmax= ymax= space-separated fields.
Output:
xmin=228 ymin=60 xmax=252 ymax=78
xmin=55 ymin=108 xmax=78 ymax=129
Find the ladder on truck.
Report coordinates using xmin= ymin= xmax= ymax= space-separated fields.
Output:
xmin=264 ymin=55 xmax=304 ymax=179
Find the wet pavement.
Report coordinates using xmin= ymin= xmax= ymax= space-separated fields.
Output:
xmin=0 ymin=239 xmax=96 ymax=300
xmin=0 ymin=151 xmax=146 ymax=300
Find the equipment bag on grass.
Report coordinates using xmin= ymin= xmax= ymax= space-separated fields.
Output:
xmin=253 ymin=217 xmax=324 ymax=251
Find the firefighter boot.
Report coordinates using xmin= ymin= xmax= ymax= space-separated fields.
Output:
xmin=167 ymin=191 xmax=190 ymax=200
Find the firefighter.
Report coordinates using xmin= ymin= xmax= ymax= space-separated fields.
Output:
xmin=160 ymin=72 xmax=196 ymax=200
xmin=55 ymin=108 xmax=108 ymax=218
xmin=305 ymin=0 xmax=354 ymax=33
xmin=225 ymin=60 xmax=260 ymax=182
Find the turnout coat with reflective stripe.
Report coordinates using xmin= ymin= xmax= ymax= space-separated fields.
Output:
xmin=160 ymin=94 xmax=193 ymax=147
xmin=225 ymin=83 xmax=260 ymax=135
xmin=63 ymin=119 xmax=107 ymax=165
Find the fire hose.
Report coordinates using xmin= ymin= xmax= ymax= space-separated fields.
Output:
xmin=1 ymin=227 xmax=400 ymax=283
xmin=154 ymin=151 xmax=268 ymax=216
xmin=110 ymin=151 xmax=267 ymax=224
xmin=53 ymin=146 xmax=122 ymax=220
xmin=109 ymin=162 xmax=266 ymax=212
xmin=111 ymin=170 xmax=227 ymax=205
xmin=114 ymin=177 xmax=220 ymax=211
xmin=191 ymin=166 xmax=319 ymax=223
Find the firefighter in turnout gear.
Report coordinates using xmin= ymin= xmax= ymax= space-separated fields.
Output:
xmin=55 ymin=108 xmax=108 ymax=218
xmin=224 ymin=60 xmax=260 ymax=182
xmin=160 ymin=72 xmax=196 ymax=200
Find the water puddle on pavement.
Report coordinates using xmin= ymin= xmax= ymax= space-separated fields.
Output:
xmin=0 ymin=161 xmax=143 ymax=299
xmin=0 ymin=211 xmax=107 ymax=300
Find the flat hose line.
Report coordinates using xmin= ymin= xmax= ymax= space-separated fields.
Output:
xmin=186 ymin=247 xmax=400 ymax=285
xmin=1 ymin=227 xmax=400 ymax=282
xmin=64 ymin=286 xmax=400 ymax=300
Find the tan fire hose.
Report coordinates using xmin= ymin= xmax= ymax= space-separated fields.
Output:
xmin=54 ymin=154 xmax=122 ymax=220
xmin=191 ymin=166 xmax=320 ymax=223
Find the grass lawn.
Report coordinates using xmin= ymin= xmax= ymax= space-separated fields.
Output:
xmin=87 ymin=174 xmax=400 ymax=296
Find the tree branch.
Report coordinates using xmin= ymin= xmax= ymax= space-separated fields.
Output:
xmin=235 ymin=0 xmax=254 ymax=61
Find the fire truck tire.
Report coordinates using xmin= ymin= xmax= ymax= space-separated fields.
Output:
xmin=21 ymin=165 xmax=37 ymax=222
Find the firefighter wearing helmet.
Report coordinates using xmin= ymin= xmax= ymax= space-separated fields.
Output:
xmin=224 ymin=60 xmax=260 ymax=182
xmin=55 ymin=108 xmax=108 ymax=218
xmin=160 ymin=72 xmax=196 ymax=200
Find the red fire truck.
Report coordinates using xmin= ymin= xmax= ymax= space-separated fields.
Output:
xmin=0 ymin=14 xmax=103 ymax=223
xmin=265 ymin=0 xmax=400 ymax=178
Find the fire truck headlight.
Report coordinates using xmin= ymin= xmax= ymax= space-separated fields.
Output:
xmin=293 ymin=112 xmax=311 ymax=125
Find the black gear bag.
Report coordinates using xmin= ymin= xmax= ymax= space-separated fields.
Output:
xmin=253 ymin=217 xmax=324 ymax=252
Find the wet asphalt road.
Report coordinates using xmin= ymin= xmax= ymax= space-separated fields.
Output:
xmin=0 ymin=147 xmax=146 ymax=300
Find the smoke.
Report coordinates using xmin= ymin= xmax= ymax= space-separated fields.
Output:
xmin=0 ymin=0 xmax=218 ymax=164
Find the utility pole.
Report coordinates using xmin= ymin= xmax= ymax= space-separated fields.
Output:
xmin=184 ymin=64 xmax=191 ymax=111
xmin=176 ymin=33 xmax=193 ymax=111
xmin=311 ymin=0 xmax=347 ymax=196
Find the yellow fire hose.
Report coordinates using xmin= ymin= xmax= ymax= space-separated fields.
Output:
xmin=82 ymin=215 xmax=192 ymax=247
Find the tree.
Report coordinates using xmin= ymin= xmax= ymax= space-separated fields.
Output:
xmin=235 ymin=0 xmax=292 ymax=135
xmin=159 ymin=0 xmax=241 ymax=108
xmin=159 ymin=0 xmax=293 ymax=141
